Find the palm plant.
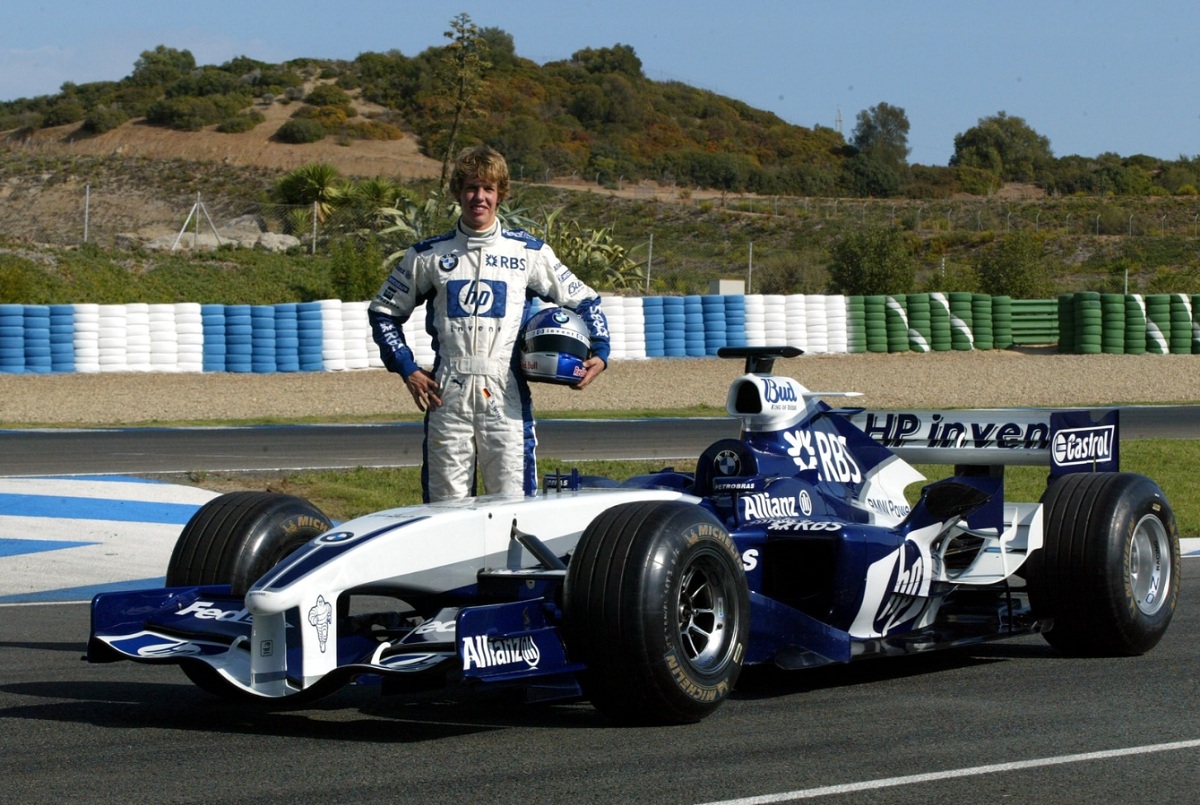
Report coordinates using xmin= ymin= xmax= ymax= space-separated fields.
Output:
xmin=272 ymin=162 xmax=347 ymax=222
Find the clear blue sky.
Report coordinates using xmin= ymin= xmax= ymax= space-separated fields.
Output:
xmin=2 ymin=1 xmax=1196 ymax=166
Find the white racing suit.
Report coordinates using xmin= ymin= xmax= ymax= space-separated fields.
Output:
xmin=368 ymin=222 xmax=610 ymax=502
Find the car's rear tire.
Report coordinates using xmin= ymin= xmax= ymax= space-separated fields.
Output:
xmin=166 ymin=491 xmax=333 ymax=699
xmin=1027 ymin=472 xmax=1178 ymax=656
xmin=564 ymin=500 xmax=749 ymax=725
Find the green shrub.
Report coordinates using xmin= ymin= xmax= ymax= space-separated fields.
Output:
xmin=827 ymin=227 xmax=916 ymax=295
xmin=328 ymin=239 xmax=386 ymax=301
xmin=43 ymin=101 xmax=85 ymax=127
xmin=0 ymin=260 xmax=34 ymax=303
xmin=144 ymin=93 xmax=251 ymax=131
xmin=216 ymin=109 xmax=265 ymax=133
xmin=81 ymin=104 xmax=130 ymax=134
xmin=340 ymin=118 xmax=403 ymax=141
xmin=974 ymin=231 xmax=1055 ymax=298
xmin=304 ymin=83 xmax=353 ymax=109
xmin=275 ymin=117 xmax=327 ymax=144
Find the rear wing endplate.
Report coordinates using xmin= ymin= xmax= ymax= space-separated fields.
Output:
xmin=843 ymin=408 xmax=1119 ymax=474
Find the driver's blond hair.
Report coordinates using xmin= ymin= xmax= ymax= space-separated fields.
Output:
xmin=450 ymin=145 xmax=510 ymax=201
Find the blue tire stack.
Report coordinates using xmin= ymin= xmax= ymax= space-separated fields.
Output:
xmin=23 ymin=306 xmax=52 ymax=374
xmin=224 ymin=304 xmax=253 ymax=373
xmin=642 ymin=297 xmax=665 ymax=358
xmin=662 ymin=296 xmax=686 ymax=357
xmin=250 ymin=305 xmax=277 ymax=373
xmin=49 ymin=305 xmax=75 ymax=373
xmin=297 ymin=302 xmax=325 ymax=371
xmin=701 ymin=295 xmax=727 ymax=355
xmin=0 ymin=304 xmax=26 ymax=373
xmin=723 ymin=295 xmax=747 ymax=348
xmin=274 ymin=303 xmax=300 ymax=372
xmin=683 ymin=295 xmax=707 ymax=357
xmin=201 ymin=305 xmax=226 ymax=372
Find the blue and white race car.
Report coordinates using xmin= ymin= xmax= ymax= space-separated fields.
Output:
xmin=87 ymin=346 xmax=1179 ymax=724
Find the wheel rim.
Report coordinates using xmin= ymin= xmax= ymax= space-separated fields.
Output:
xmin=676 ymin=554 xmax=737 ymax=672
xmin=1129 ymin=513 xmax=1171 ymax=616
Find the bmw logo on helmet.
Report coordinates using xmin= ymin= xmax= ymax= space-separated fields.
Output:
xmin=520 ymin=306 xmax=591 ymax=385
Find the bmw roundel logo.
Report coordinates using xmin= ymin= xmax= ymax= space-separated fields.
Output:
xmin=715 ymin=449 xmax=741 ymax=476
xmin=439 ymin=253 xmax=459 ymax=271
xmin=317 ymin=531 xmax=356 ymax=544
xmin=552 ymin=310 xmax=569 ymax=324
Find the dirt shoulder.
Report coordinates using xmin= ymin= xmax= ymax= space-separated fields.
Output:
xmin=1 ymin=349 xmax=1197 ymax=427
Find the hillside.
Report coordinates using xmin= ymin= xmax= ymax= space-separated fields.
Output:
xmin=2 ymin=64 xmax=1199 ymax=300
xmin=6 ymin=86 xmax=440 ymax=180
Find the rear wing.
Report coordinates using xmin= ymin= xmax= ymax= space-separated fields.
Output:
xmin=843 ymin=408 xmax=1119 ymax=475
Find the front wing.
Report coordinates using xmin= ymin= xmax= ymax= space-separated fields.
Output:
xmin=88 ymin=585 xmax=586 ymax=701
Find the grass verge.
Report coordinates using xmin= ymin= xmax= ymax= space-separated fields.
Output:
xmin=177 ymin=440 xmax=1199 ymax=536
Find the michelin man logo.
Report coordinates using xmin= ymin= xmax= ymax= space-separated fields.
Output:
xmin=308 ymin=595 xmax=333 ymax=653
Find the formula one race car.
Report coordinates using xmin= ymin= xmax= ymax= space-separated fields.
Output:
xmin=87 ymin=346 xmax=1180 ymax=725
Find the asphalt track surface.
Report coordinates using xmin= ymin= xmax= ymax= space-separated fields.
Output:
xmin=2 ymin=568 xmax=1199 ymax=805
xmin=3 ymin=412 xmax=1200 ymax=803
xmin=1 ymin=405 xmax=1197 ymax=476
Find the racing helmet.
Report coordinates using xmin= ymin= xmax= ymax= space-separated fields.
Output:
xmin=520 ymin=306 xmax=591 ymax=385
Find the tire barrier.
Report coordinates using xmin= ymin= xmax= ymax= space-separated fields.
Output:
xmin=928 ymin=292 xmax=952 ymax=351
xmin=825 ymin=296 xmax=848 ymax=354
xmin=1011 ymin=298 xmax=1058 ymax=347
xmin=1073 ymin=291 xmax=1102 ymax=355
xmin=948 ymin=292 xmax=975 ymax=351
xmin=1124 ymin=295 xmax=1147 ymax=355
xmin=1193 ymin=295 xmax=1200 ymax=355
xmin=642 ymin=296 xmax=665 ymax=358
xmin=1145 ymin=294 xmax=1171 ymax=355
xmin=1169 ymin=294 xmax=1193 ymax=355
xmin=905 ymin=294 xmax=931 ymax=353
xmin=991 ymin=295 xmax=1013 ymax=350
xmin=3 ymin=293 xmax=1197 ymax=373
xmin=972 ymin=294 xmax=994 ymax=351
xmin=883 ymin=295 xmax=909 ymax=353
xmin=845 ymin=296 xmax=866 ymax=354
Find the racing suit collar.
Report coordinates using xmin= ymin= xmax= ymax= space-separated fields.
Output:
xmin=457 ymin=220 xmax=501 ymax=251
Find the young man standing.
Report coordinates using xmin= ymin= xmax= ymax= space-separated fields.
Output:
xmin=369 ymin=145 xmax=610 ymax=502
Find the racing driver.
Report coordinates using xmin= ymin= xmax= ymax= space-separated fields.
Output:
xmin=368 ymin=145 xmax=610 ymax=502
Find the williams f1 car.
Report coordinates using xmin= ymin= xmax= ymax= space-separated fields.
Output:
xmin=87 ymin=346 xmax=1180 ymax=724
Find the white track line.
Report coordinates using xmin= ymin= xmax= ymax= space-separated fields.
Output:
xmin=697 ymin=738 xmax=1200 ymax=804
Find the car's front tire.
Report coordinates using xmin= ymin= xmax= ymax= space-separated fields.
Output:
xmin=564 ymin=500 xmax=750 ymax=725
xmin=166 ymin=491 xmax=333 ymax=699
xmin=167 ymin=491 xmax=332 ymax=595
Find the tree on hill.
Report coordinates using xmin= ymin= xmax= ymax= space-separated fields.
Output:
xmin=851 ymin=102 xmax=910 ymax=170
xmin=130 ymin=45 xmax=196 ymax=87
xmin=950 ymin=111 xmax=1054 ymax=183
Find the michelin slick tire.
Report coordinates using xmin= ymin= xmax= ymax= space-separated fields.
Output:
xmin=166 ymin=491 xmax=333 ymax=699
xmin=564 ymin=500 xmax=750 ymax=725
xmin=167 ymin=491 xmax=333 ymax=595
xmin=1027 ymin=472 xmax=1179 ymax=656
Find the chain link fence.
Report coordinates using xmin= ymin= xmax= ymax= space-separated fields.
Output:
xmin=6 ymin=179 xmax=1200 ymax=297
